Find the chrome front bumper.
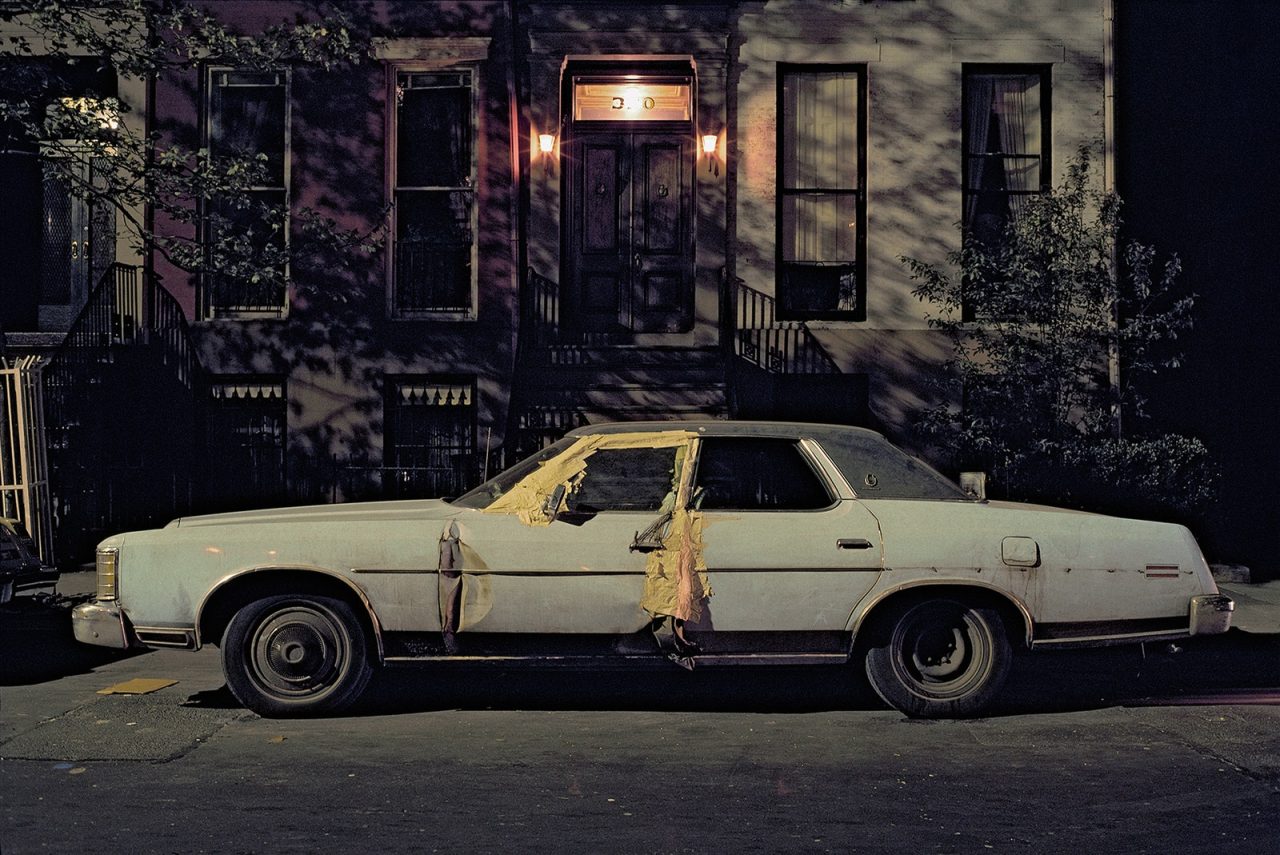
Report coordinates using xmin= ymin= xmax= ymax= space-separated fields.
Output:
xmin=72 ymin=601 xmax=131 ymax=649
xmin=1190 ymin=593 xmax=1234 ymax=636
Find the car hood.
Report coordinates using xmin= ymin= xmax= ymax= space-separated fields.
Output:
xmin=164 ymin=498 xmax=458 ymax=529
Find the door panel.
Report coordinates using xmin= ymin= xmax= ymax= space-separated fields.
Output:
xmin=567 ymin=132 xmax=692 ymax=333
xmin=449 ymin=512 xmax=653 ymax=634
xmin=631 ymin=135 xmax=692 ymax=331
xmin=571 ymin=135 xmax=630 ymax=331
xmin=692 ymin=501 xmax=883 ymax=636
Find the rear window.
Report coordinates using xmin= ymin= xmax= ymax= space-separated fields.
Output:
xmin=818 ymin=433 xmax=969 ymax=500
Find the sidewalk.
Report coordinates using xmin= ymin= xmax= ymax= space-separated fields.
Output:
xmin=1218 ymin=581 xmax=1280 ymax=634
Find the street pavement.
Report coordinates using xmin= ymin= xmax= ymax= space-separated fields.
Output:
xmin=2 ymin=573 xmax=1280 ymax=853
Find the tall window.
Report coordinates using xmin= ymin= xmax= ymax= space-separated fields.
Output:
xmin=391 ymin=69 xmax=475 ymax=317
xmin=204 ymin=69 xmax=289 ymax=317
xmin=962 ymin=66 xmax=1050 ymax=245
xmin=385 ymin=377 xmax=476 ymax=497
xmin=777 ymin=66 xmax=865 ymax=321
xmin=205 ymin=378 xmax=287 ymax=508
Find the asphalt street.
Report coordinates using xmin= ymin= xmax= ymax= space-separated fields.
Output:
xmin=2 ymin=575 xmax=1279 ymax=854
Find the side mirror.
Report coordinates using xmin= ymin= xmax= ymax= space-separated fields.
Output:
xmin=630 ymin=511 xmax=672 ymax=553
xmin=541 ymin=483 xmax=567 ymax=522
xmin=960 ymin=471 xmax=987 ymax=501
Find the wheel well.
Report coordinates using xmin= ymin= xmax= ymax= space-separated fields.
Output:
xmin=853 ymin=585 xmax=1030 ymax=654
xmin=198 ymin=569 xmax=380 ymax=655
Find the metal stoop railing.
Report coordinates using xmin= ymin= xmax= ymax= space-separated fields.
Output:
xmin=43 ymin=263 xmax=201 ymax=567
xmin=730 ymin=274 xmax=839 ymax=375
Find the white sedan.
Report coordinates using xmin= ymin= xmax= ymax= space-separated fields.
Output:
xmin=72 ymin=421 xmax=1233 ymax=718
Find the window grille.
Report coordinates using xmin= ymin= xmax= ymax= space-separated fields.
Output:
xmin=384 ymin=377 xmax=476 ymax=497
xmin=205 ymin=378 xmax=286 ymax=507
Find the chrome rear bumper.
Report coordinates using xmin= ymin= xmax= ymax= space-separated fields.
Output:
xmin=1190 ymin=594 xmax=1234 ymax=636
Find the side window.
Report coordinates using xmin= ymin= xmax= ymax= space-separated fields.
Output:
xmin=391 ymin=68 xmax=475 ymax=317
xmin=777 ymin=65 xmax=866 ymax=321
xmin=566 ymin=447 xmax=679 ymax=513
xmin=694 ymin=438 xmax=832 ymax=511
xmin=203 ymin=69 xmax=290 ymax=318
xmin=962 ymin=65 xmax=1049 ymax=247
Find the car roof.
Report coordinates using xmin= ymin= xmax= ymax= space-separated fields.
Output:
xmin=565 ymin=420 xmax=887 ymax=442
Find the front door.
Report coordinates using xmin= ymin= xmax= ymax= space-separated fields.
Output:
xmin=566 ymin=132 xmax=693 ymax=334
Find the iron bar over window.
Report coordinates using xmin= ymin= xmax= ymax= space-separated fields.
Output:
xmin=777 ymin=66 xmax=866 ymax=321
xmin=384 ymin=377 xmax=476 ymax=498
xmin=392 ymin=69 xmax=475 ymax=316
xmin=205 ymin=378 xmax=286 ymax=508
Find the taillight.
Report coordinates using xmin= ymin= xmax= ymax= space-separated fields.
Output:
xmin=96 ymin=547 xmax=119 ymax=601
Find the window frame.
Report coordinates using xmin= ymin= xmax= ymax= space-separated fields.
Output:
xmin=691 ymin=436 xmax=839 ymax=513
xmin=200 ymin=67 xmax=292 ymax=321
xmin=775 ymin=63 xmax=867 ymax=323
xmin=387 ymin=64 xmax=479 ymax=321
xmin=960 ymin=63 xmax=1052 ymax=238
xmin=565 ymin=445 xmax=684 ymax=515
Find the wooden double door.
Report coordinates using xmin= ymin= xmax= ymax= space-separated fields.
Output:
xmin=565 ymin=132 xmax=694 ymax=334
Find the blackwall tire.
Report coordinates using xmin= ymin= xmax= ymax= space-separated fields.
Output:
xmin=222 ymin=594 xmax=373 ymax=718
xmin=864 ymin=598 xmax=1011 ymax=718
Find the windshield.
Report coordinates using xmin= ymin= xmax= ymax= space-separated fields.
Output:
xmin=450 ymin=437 xmax=578 ymax=509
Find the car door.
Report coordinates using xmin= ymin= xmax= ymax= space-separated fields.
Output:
xmin=448 ymin=439 xmax=690 ymax=635
xmin=686 ymin=436 xmax=884 ymax=649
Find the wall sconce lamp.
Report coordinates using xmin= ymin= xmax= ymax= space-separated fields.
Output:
xmin=537 ymin=133 xmax=557 ymax=179
xmin=701 ymin=132 xmax=721 ymax=176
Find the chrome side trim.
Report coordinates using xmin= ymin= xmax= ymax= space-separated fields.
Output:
xmin=1030 ymin=629 xmax=1193 ymax=649
xmin=133 ymin=626 xmax=198 ymax=649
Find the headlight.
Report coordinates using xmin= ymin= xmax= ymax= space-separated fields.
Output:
xmin=96 ymin=547 xmax=119 ymax=601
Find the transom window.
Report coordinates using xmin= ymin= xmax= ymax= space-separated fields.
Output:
xmin=391 ymin=69 xmax=476 ymax=317
xmin=203 ymin=69 xmax=290 ymax=318
xmin=962 ymin=66 xmax=1051 ymax=245
xmin=694 ymin=438 xmax=832 ymax=511
xmin=777 ymin=66 xmax=866 ymax=321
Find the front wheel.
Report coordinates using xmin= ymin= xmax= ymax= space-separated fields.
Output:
xmin=863 ymin=598 xmax=1012 ymax=718
xmin=222 ymin=594 xmax=373 ymax=717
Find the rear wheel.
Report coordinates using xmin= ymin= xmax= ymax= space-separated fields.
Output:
xmin=222 ymin=594 xmax=373 ymax=717
xmin=864 ymin=598 xmax=1011 ymax=718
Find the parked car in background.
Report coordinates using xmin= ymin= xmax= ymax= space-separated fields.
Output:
xmin=0 ymin=517 xmax=51 ymax=595
xmin=72 ymin=421 xmax=1233 ymax=718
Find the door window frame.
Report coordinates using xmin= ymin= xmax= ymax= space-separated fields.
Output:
xmin=690 ymin=436 xmax=842 ymax=513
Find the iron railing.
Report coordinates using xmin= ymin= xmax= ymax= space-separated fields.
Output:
xmin=43 ymin=263 xmax=201 ymax=566
xmin=731 ymin=275 xmax=839 ymax=375
xmin=0 ymin=356 xmax=53 ymax=563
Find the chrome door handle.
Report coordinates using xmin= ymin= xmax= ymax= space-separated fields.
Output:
xmin=837 ymin=538 xmax=874 ymax=550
